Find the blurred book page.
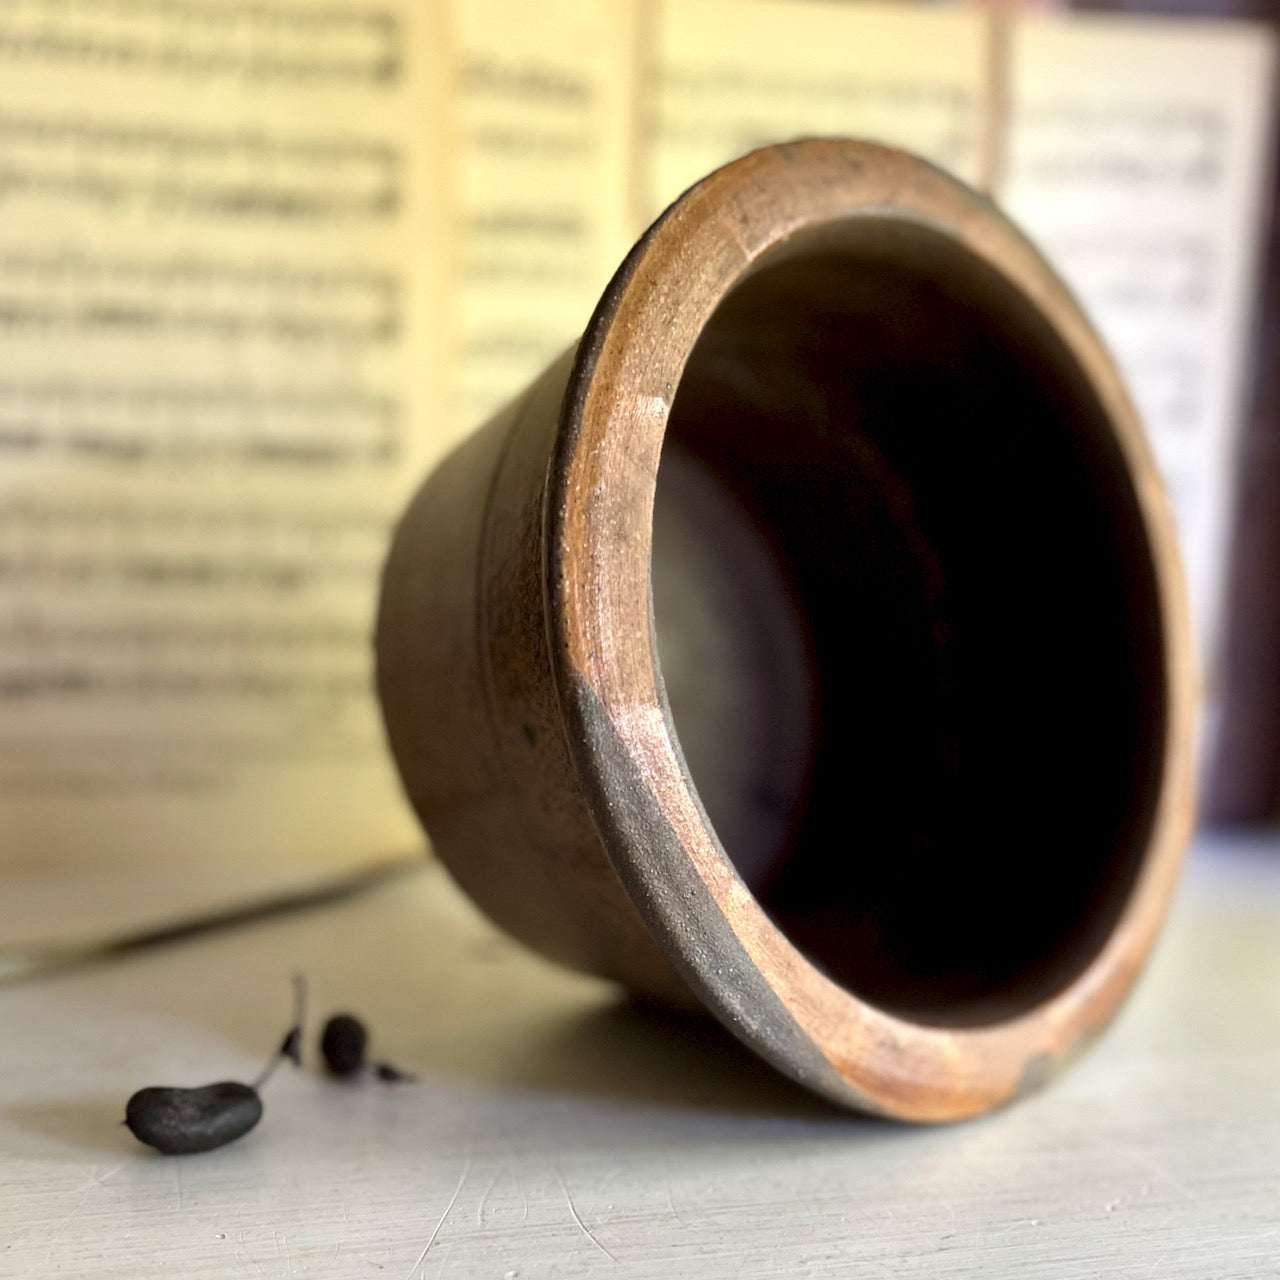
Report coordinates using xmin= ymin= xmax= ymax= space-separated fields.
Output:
xmin=645 ymin=0 xmax=990 ymax=218
xmin=1001 ymin=15 xmax=1277 ymax=670
xmin=0 ymin=0 xmax=449 ymax=936
xmin=451 ymin=0 xmax=640 ymax=431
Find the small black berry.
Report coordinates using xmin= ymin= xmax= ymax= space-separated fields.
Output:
xmin=320 ymin=1013 xmax=368 ymax=1076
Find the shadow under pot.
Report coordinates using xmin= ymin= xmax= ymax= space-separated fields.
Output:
xmin=376 ymin=139 xmax=1195 ymax=1122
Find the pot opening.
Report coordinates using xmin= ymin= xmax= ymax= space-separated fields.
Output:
xmin=650 ymin=217 xmax=1168 ymax=1027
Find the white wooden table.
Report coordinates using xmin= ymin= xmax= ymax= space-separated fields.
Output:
xmin=2 ymin=831 xmax=1279 ymax=1278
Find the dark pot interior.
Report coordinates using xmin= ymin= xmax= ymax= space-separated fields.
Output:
xmin=650 ymin=218 xmax=1168 ymax=1027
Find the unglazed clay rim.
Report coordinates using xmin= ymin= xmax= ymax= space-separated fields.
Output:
xmin=545 ymin=140 xmax=1196 ymax=1121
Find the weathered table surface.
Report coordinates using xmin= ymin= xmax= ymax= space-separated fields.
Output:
xmin=2 ymin=830 xmax=1278 ymax=1278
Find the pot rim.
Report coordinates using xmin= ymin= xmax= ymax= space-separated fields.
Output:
xmin=544 ymin=138 xmax=1196 ymax=1121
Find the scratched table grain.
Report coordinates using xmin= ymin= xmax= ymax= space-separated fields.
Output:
xmin=1 ymin=830 xmax=1278 ymax=1279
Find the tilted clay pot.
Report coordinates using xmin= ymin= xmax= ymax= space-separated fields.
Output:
xmin=376 ymin=139 xmax=1195 ymax=1121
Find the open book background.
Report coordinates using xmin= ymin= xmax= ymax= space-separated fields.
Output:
xmin=0 ymin=0 xmax=1272 ymax=943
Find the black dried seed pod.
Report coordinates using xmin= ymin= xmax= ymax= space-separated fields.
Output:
xmin=278 ymin=1025 xmax=303 ymax=1067
xmin=374 ymin=1062 xmax=417 ymax=1083
xmin=320 ymin=1013 xmax=367 ymax=1077
xmin=125 ymin=1082 xmax=262 ymax=1156
xmin=124 ymin=974 xmax=305 ymax=1156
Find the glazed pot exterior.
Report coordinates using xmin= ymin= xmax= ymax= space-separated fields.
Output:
xmin=376 ymin=140 xmax=1196 ymax=1121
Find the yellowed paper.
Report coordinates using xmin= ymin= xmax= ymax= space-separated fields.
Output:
xmin=449 ymin=0 xmax=640 ymax=431
xmin=0 ymin=0 xmax=450 ymax=924
xmin=645 ymin=0 xmax=990 ymax=219
xmin=2 ymin=0 xmax=1276 ymax=938
xmin=1000 ymin=15 xmax=1277 ymax=667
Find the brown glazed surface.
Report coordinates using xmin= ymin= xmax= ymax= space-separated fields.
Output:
xmin=377 ymin=140 xmax=1196 ymax=1121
